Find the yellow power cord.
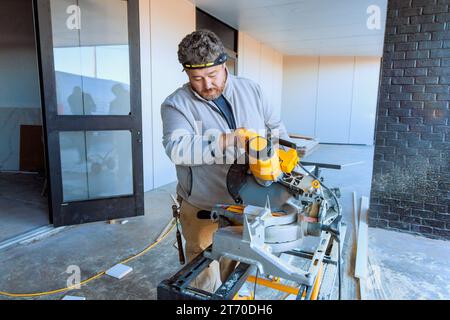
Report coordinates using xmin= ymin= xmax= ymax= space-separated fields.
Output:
xmin=0 ymin=223 xmax=176 ymax=298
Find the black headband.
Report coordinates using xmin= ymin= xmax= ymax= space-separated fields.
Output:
xmin=183 ymin=53 xmax=228 ymax=70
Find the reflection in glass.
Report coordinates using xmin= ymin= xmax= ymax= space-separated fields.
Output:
xmin=51 ymin=0 xmax=130 ymax=115
xmin=60 ymin=130 xmax=133 ymax=202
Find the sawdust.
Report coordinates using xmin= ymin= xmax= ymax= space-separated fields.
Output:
xmin=372 ymin=155 xmax=446 ymax=196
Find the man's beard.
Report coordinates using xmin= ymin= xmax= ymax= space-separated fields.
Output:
xmin=199 ymin=78 xmax=226 ymax=101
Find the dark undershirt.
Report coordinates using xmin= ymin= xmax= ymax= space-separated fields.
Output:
xmin=212 ymin=95 xmax=236 ymax=130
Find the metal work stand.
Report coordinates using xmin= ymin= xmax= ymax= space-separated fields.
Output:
xmin=157 ymin=224 xmax=346 ymax=300
xmin=157 ymin=247 xmax=252 ymax=300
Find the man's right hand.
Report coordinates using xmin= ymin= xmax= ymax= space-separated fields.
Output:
xmin=219 ymin=128 xmax=259 ymax=153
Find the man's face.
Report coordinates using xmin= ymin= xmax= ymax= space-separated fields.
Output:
xmin=186 ymin=64 xmax=227 ymax=101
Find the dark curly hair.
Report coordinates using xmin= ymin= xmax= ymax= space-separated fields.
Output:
xmin=178 ymin=30 xmax=225 ymax=66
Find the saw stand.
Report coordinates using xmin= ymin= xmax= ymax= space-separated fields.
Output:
xmin=157 ymin=223 xmax=346 ymax=300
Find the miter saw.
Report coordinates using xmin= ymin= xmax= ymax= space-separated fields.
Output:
xmin=158 ymin=129 xmax=344 ymax=300
xmin=203 ymin=129 xmax=343 ymax=287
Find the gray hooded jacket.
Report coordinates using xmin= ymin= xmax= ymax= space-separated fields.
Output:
xmin=161 ymin=72 xmax=289 ymax=210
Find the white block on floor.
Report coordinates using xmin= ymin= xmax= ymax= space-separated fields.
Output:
xmin=62 ymin=295 xmax=86 ymax=300
xmin=105 ymin=264 xmax=133 ymax=279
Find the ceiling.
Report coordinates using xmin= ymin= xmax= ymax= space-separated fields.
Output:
xmin=192 ymin=0 xmax=388 ymax=57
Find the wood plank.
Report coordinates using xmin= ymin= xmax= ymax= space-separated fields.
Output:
xmin=352 ymin=192 xmax=359 ymax=237
xmin=355 ymin=196 xmax=369 ymax=278
xmin=289 ymin=133 xmax=315 ymax=141
xmin=290 ymin=137 xmax=320 ymax=157
xmin=355 ymin=196 xmax=369 ymax=298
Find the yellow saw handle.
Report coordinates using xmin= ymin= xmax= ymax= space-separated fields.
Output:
xmin=234 ymin=128 xmax=299 ymax=181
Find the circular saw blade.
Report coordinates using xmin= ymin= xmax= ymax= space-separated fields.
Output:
xmin=226 ymin=163 xmax=296 ymax=212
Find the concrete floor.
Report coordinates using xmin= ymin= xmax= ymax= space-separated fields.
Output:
xmin=0 ymin=182 xmax=179 ymax=300
xmin=367 ymin=227 xmax=450 ymax=300
xmin=0 ymin=173 xmax=49 ymax=243
xmin=0 ymin=144 xmax=448 ymax=300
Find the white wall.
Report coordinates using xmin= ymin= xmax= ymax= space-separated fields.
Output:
xmin=139 ymin=0 xmax=153 ymax=191
xmin=349 ymin=57 xmax=381 ymax=145
xmin=0 ymin=0 xmax=42 ymax=171
xmin=282 ymin=56 xmax=380 ymax=145
xmin=237 ymin=32 xmax=283 ymax=114
xmin=0 ymin=0 xmax=41 ymax=109
xmin=315 ymin=57 xmax=355 ymax=143
xmin=281 ymin=56 xmax=319 ymax=137
xmin=140 ymin=0 xmax=196 ymax=191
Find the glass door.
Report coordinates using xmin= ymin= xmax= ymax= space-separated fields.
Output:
xmin=34 ymin=0 xmax=143 ymax=226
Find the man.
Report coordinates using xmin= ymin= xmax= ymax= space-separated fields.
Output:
xmin=161 ymin=30 xmax=289 ymax=292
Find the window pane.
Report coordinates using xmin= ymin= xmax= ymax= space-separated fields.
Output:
xmin=60 ymin=131 xmax=89 ymax=201
xmin=51 ymin=0 xmax=130 ymax=115
xmin=60 ymin=130 xmax=133 ymax=202
xmin=226 ymin=58 xmax=237 ymax=76
xmin=85 ymin=130 xmax=133 ymax=199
